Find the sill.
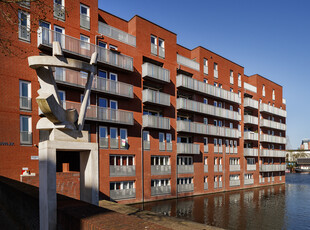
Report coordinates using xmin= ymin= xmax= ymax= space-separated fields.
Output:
xmin=20 ymin=108 xmax=32 ymax=112
xmin=54 ymin=17 xmax=65 ymax=22
xmin=20 ymin=144 xmax=32 ymax=146
xmin=80 ymin=26 xmax=90 ymax=31
xmin=18 ymin=38 xmax=31 ymax=44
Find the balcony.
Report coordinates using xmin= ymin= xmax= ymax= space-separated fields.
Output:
xmin=244 ymin=132 xmax=258 ymax=141
xmin=260 ymin=149 xmax=286 ymax=158
xmin=142 ymin=63 xmax=170 ymax=83
xmin=247 ymin=164 xmax=256 ymax=171
xmin=151 ymin=165 xmax=171 ymax=175
xmin=204 ymin=182 xmax=208 ymax=190
xmin=20 ymin=96 xmax=31 ymax=110
xmin=244 ymin=148 xmax=258 ymax=157
xmin=260 ymin=103 xmax=287 ymax=118
xmin=229 ymin=180 xmax=240 ymax=187
xmin=19 ymin=25 xmax=30 ymax=42
xmin=204 ymin=165 xmax=208 ymax=173
xmin=177 ymin=98 xmax=240 ymax=121
xmin=65 ymin=101 xmax=134 ymax=125
xmin=54 ymin=3 xmax=65 ymax=21
xmin=178 ymin=165 xmax=194 ymax=174
xmin=244 ymin=115 xmax=258 ymax=125
xmin=80 ymin=14 xmax=90 ymax=30
xmin=98 ymin=22 xmax=136 ymax=47
xmin=260 ymin=134 xmax=286 ymax=144
xmin=37 ymin=27 xmax=133 ymax=72
xmin=260 ymin=164 xmax=286 ymax=172
xmin=142 ymin=115 xmax=170 ymax=130
xmin=177 ymin=143 xmax=200 ymax=155
xmin=142 ymin=89 xmax=170 ymax=107
xmin=110 ymin=165 xmax=135 ymax=177
xmin=110 ymin=188 xmax=136 ymax=200
xmin=260 ymin=119 xmax=286 ymax=131
xmin=177 ymin=184 xmax=194 ymax=193
xmin=151 ymin=185 xmax=171 ymax=196
xmin=176 ymin=75 xmax=241 ymax=104
xmin=54 ymin=68 xmax=133 ymax=98
xmin=244 ymin=178 xmax=254 ymax=185
xmin=20 ymin=131 xmax=32 ymax=145
xmin=230 ymin=165 xmax=241 ymax=172
xmin=177 ymin=54 xmax=200 ymax=71
xmin=243 ymin=98 xmax=258 ymax=109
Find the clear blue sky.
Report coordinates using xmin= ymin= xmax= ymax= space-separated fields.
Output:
xmin=98 ymin=0 xmax=310 ymax=149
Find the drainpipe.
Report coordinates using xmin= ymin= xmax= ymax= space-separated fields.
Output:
xmin=141 ymin=127 xmax=144 ymax=206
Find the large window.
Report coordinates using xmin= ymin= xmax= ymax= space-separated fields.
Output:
xmin=99 ymin=126 xmax=108 ymax=148
xmin=120 ymin=128 xmax=128 ymax=149
xmin=18 ymin=10 xmax=30 ymax=41
xmin=151 ymin=156 xmax=170 ymax=166
xmin=80 ymin=34 xmax=90 ymax=50
xmin=110 ymin=155 xmax=134 ymax=166
xmin=110 ymin=127 xmax=118 ymax=149
xmin=80 ymin=4 xmax=90 ymax=30
xmin=20 ymin=115 xmax=32 ymax=145
xmin=19 ymin=80 xmax=31 ymax=110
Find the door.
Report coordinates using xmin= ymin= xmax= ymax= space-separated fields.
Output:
xmin=109 ymin=73 xmax=118 ymax=93
xmin=98 ymin=98 xmax=107 ymax=120
xmin=110 ymin=100 xmax=118 ymax=120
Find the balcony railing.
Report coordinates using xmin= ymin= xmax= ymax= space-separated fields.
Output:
xmin=229 ymin=180 xmax=240 ymax=187
xmin=110 ymin=165 xmax=135 ymax=177
xmin=37 ymin=27 xmax=133 ymax=72
xmin=260 ymin=119 xmax=286 ymax=131
xmin=110 ymin=188 xmax=136 ymax=200
xmin=244 ymin=132 xmax=258 ymax=141
xmin=260 ymin=164 xmax=286 ymax=172
xmin=244 ymin=115 xmax=258 ymax=125
xmin=20 ymin=96 xmax=31 ymax=110
xmin=244 ymin=148 xmax=258 ymax=157
xmin=80 ymin=14 xmax=90 ymax=30
xmin=247 ymin=165 xmax=256 ymax=171
xmin=178 ymin=165 xmax=194 ymax=174
xmin=98 ymin=22 xmax=136 ymax=47
xmin=110 ymin=138 xmax=119 ymax=149
xmin=167 ymin=142 xmax=172 ymax=151
xmin=151 ymin=165 xmax=171 ymax=175
xmin=243 ymin=98 xmax=258 ymax=109
xmin=177 ymin=54 xmax=200 ymax=71
xmin=203 ymin=65 xmax=208 ymax=75
xmin=177 ymin=120 xmax=240 ymax=138
xmin=142 ymin=63 xmax=170 ymax=83
xmin=177 ymin=184 xmax=194 ymax=193
xmin=65 ymin=101 xmax=134 ymax=125
xmin=151 ymin=185 xmax=171 ymax=196
xmin=54 ymin=68 xmax=133 ymax=98
xmin=54 ymin=3 xmax=65 ymax=21
xmin=99 ymin=137 xmax=108 ymax=148
xmin=260 ymin=149 xmax=286 ymax=158
xmin=260 ymin=103 xmax=287 ymax=118
xmin=142 ymin=89 xmax=170 ymax=106
xmin=177 ymin=143 xmax=200 ymax=155
xmin=20 ymin=131 xmax=32 ymax=145
xmin=19 ymin=25 xmax=30 ymax=41
xmin=143 ymin=140 xmax=150 ymax=150
xmin=204 ymin=182 xmax=208 ymax=190
xmin=142 ymin=115 xmax=170 ymax=130
xmin=230 ymin=165 xmax=241 ymax=172
xmin=177 ymin=98 xmax=240 ymax=121
xmin=260 ymin=134 xmax=286 ymax=144
xmin=204 ymin=165 xmax=208 ymax=173
xmin=244 ymin=178 xmax=254 ymax=185
xmin=176 ymin=75 xmax=241 ymax=104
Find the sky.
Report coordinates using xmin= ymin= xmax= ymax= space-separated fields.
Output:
xmin=98 ymin=0 xmax=310 ymax=149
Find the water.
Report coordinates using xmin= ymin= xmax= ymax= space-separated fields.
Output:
xmin=133 ymin=174 xmax=310 ymax=230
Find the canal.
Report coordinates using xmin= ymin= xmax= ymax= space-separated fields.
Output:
xmin=133 ymin=173 xmax=310 ymax=229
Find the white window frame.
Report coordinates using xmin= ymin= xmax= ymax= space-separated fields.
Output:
xmin=120 ymin=128 xmax=128 ymax=149
xmin=80 ymin=3 xmax=90 ymax=16
xmin=80 ymin=34 xmax=90 ymax=50
xmin=18 ymin=10 xmax=30 ymax=41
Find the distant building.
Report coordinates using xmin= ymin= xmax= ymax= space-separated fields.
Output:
xmin=300 ymin=139 xmax=310 ymax=150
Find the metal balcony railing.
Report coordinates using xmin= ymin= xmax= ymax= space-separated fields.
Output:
xmin=38 ymin=27 xmax=133 ymax=71
xmin=244 ymin=178 xmax=254 ymax=185
xmin=260 ymin=103 xmax=287 ymax=118
xmin=151 ymin=185 xmax=171 ymax=196
xmin=20 ymin=96 xmax=31 ymax=110
xmin=142 ymin=115 xmax=170 ymax=130
xmin=243 ymin=97 xmax=258 ymax=109
xmin=260 ymin=149 xmax=286 ymax=158
xmin=143 ymin=141 xmax=150 ymax=150
xmin=177 ymin=54 xmax=200 ymax=71
xmin=142 ymin=62 xmax=170 ymax=83
xmin=20 ymin=131 xmax=32 ymax=145
xmin=244 ymin=148 xmax=258 ymax=157
xmin=229 ymin=180 xmax=240 ymax=187
xmin=247 ymin=164 xmax=256 ymax=171
xmin=177 ymin=143 xmax=200 ymax=155
xmin=19 ymin=25 xmax=31 ymax=41
xmin=54 ymin=3 xmax=65 ymax=20
xmin=177 ymin=98 xmax=240 ymax=121
xmin=244 ymin=115 xmax=258 ymax=125
xmin=176 ymin=75 xmax=241 ymax=104
xmin=151 ymin=165 xmax=171 ymax=175
xmin=98 ymin=22 xmax=136 ymax=47
xmin=244 ymin=132 xmax=259 ymax=141
xmin=177 ymin=165 xmax=194 ymax=174
xmin=260 ymin=119 xmax=286 ymax=131
xmin=65 ymin=101 xmax=134 ymax=125
xmin=260 ymin=164 xmax=286 ymax=172
xmin=230 ymin=165 xmax=241 ymax=172
xmin=110 ymin=188 xmax=136 ymax=200
xmin=110 ymin=138 xmax=119 ymax=149
xmin=260 ymin=134 xmax=286 ymax=144
xmin=142 ymin=89 xmax=170 ymax=106
xmin=166 ymin=142 xmax=172 ymax=151
xmin=159 ymin=142 xmax=165 ymax=151
xmin=99 ymin=137 xmax=108 ymax=148
xmin=204 ymin=165 xmax=208 ymax=173
xmin=80 ymin=14 xmax=90 ymax=30
xmin=110 ymin=165 xmax=135 ymax=177
xmin=177 ymin=183 xmax=194 ymax=193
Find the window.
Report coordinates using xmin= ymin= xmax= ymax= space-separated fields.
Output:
xmin=99 ymin=126 xmax=108 ymax=148
xmin=54 ymin=25 xmax=65 ymax=47
xmin=177 ymin=177 xmax=193 ymax=185
xmin=214 ymin=157 xmax=218 ymax=165
xmin=39 ymin=21 xmax=51 ymax=44
xmin=203 ymin=98 xmax=208 ymax=104
xmin=204 ymin=137 xmax=208 ymax=148
xmin=143 ymin=131 xmax=150 ymax=150
xmin=178 ymin=156 xmax=193 ymax=165
xmin=151 ymin=35 xmax=157 ymax=55
xmin=230 ymin=105 xmax=233 ymax=111
xmin=272 ymin=89 xmax=275 ymax=100
xmin=158 ymin=38 xmax=165 ymax=58
xmin=80 ymin=4 xmax=90 ymax=30
xmin=54 ymin=0 xmax=65 ymax=20
xmin=120 ymin=129 xmax=128 ymax=149
xmin=20 ymin=115 xmax=32 ymax=145
xmin=58 ymin=90 xmax=66 ymax=108
xmin=19 ymin=0 xmax=30 ymax=8
xmin=159 ymin=132 xmax=165 ymax=151
xmin=230 ymin=70 xmax=234 ymax=84
xmin=109 ymin=44 xmax=118 ymax=50
xmin=230 ymin=122 xmax=233 ymax=129
xmin=218 ymin=102 xmax=222 ymax=108
xmin=247 ymin=158 xmax=255 ymax=165
xmin=238 ymin=91 xmax=241 ymax=98
xmin=110 ymin=155 xmax=134 ymax=166
xmin=204 ymin=157 xmax=208 ymax=165
xmin=230 ymin=158 xmax=240 ymax=165
xmin=214 ymin=138 xmax=218 ymax=146
xmin=151 ymin=156 xmax=170 ymax=166
xmin=230 ymin=88 xmax=233 ymax=92
xmin=151 ymin=179 xmax=170 ymax=187
xmin=110 ymin=127 xmax=118 ymax=149
xmin=214 ymin=63 xmax=218 ymax=78
xmin=204 ymin=58 xmax=208 ymax=75
xmin=214 ymin=120 xmax=217 ymax=126
xmin=98 ymin=41 xmax=107 ymax=49
xmin=80 ymin=35 xmax=90 ymax=50
xmin=19 ymin=80 xmax=31 ymax=110
xmin=18 ymin=10 xmax=30 ymax=41
xmin=204 ymin=78 xmax=208 ymax=83
xmin=214 ymin=101 xmax=217 ymax=107
xmin=166 ymin=133 xmax=172 ymax=146
xmin=110 ymin=181 xmax=134 ymax=191
xmin=238 ymin=74 xmax=241 ymax=87
xmin=262 ymin=85 xmax=265 ymax=97
xmin=204 ymin=118 xmax=208 ymax=124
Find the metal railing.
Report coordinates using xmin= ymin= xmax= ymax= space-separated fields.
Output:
xmin=243 ymin=97 xmax=258 ymax=109
xmin=166 ymin=142 xmax=172 ymax=151
xmin=244 ymin=115 xmax=258 ymax=125
xmin=65 ymin=101 xmax=134 ymax=125
xmin=247 ymin=164 xmax=256 ymax=171
xmin=142 ymin=89 xmax=170 ymax=106
xmin=260 ymin=149 xmax=286 ymax=158
xmin=229 ymin=180 xmax=240 ymax=187
xmin=142 ymin=115 xmax=170 ymax=130
xmin=177 ymin=183 xmax=194 ymax=193
xmin=80 ymin=14 xmax=90 ymax=30
xmin=143 ymin=140 xmax=150 ymax=150
xmin=260 ymin=134 xmax=286 ymax=144
xmin=230 ymin=165 xmax=241 ymax=172
xmin=260 ymin=164 xmax=286 ymax=172
xmin=178 ymin=165 xmax=194 ymax=174
xmin=20 ymin=131 xmax=32 ymax=145
xmin=19 ymin=25 xmax=30 ymax=41
xmin=151 ymin=165 xmax=171 ymax=175
xmin=244 ymin=132 xmax=259 ymax=141
xmin=244 ymin=178 xmax=254 ymax=185
xmin=142 ymin=62 xmax=170 ymax=83
xmin=110 ymin=165 xmax=135 ymax=177
xmin=260 ymin=103 xmax=287 ymax=118
xmin=159 ymin=142 xmax=165 ymax=151
xmin=177 ymin=143 xmax=200 ymax=155
xmin=177 ymin=54 xmax=200 ymax=71
xmin=38 ymin=27 xmax=133 ymax=71
xmin=260 ymin=119 xmax=286 ymax=131
xmin=177 ymin=98 xmax=240 ymax=121
xmin=20 ymin=96 xmax=31 ymax=110
xmin=244 ymin=148 xmax=258 ymax=157
xmin=110 ymin=139 xmax=119 ymax=149
xmin=151 ymin=185 xmax=171 ymax=196
xmin=99 ymin=137 xmax=108 ymax=148
xmin=110 ymin=188 xmax=136 ymax=200
xmin=176 ymin=75 xmax=241 ymax=104
xmin=204 ymin=165 xmax=208 ymax=173
xmin=54 ymin=3 xmax=65 ymax=20
xmin=98 ymin=22 xmax=136 ymax=47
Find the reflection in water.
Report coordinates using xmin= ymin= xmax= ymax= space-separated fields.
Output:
xmin=133 ymin=174 xmax=310 ymax=230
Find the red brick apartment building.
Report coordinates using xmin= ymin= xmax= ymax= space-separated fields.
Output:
xmin=0 ymin=0 xmax=287 ymax=203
